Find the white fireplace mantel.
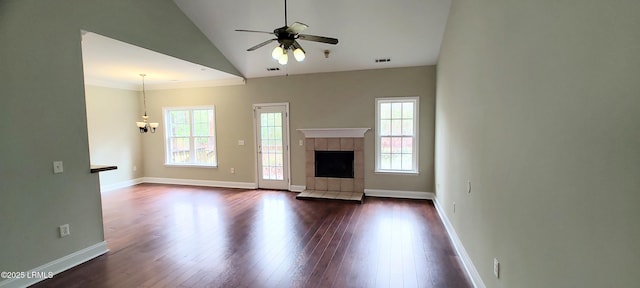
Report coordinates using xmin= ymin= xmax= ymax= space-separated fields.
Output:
xmin=297 ymin=128 xmax=370 ymax=138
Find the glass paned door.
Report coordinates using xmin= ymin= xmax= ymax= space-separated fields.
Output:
xmin=255 ymin=104 xmax=289 ymax=190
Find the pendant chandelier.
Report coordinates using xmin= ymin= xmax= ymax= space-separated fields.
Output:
xmin=135 ymin=74 xmax=159 ymax=133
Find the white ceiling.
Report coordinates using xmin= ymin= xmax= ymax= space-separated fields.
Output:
xmin=175 ymin=0 xmax=452 ymax=78
xmin=81 ymin=32 xmax=244 ymax=90
xmin=81 ymin=0 xmax=451 ymax=89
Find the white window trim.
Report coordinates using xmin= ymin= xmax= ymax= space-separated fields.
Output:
xmin=163 ymin=106 xmax=218 ymax=168
xmin=375 ymin=96 xmax=419 ymax=174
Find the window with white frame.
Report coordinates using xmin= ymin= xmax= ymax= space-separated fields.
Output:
xmin=164 ymin=106 xmax=217 ymax=167
xmin=375 ymin=97 xmax=419 ymax=173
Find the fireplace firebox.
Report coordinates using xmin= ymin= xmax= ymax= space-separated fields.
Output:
xmin=315 ymin=151 xmax=354 ymax=178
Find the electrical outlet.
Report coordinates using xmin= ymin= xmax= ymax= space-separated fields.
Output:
xmin=299 ymin=139 xmax=304 ymax=146
xmin=53 ymin=161 xmax=64 ymax=174
xmin=493 ymin=258 xmax=500 ymax=278
xmin=59 ymin=224 xmax=70 ymax=237
xmin=230 ymin=168 xmax=235 ymax=174
xmin=238 ymin=140 xmax=245 ymax=146
xmin=133 ymin=165 xmax=137 ymax=172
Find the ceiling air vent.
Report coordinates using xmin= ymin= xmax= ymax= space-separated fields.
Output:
xmin=375 ymin=58 xmax=391 ymax=63
xmin=266 ymin=67 xmax=280 ymax=71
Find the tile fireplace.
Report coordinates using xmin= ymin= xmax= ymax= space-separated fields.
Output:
xmin=296 ymin=128 xmax=369 ymax=202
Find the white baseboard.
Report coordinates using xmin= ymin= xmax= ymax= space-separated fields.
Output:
xmin=0 ymin=241 xmax=109 ymax=288
xmin=142 ymin=177 xmax=258 ymax=189
xmin=99 ymin=176 xmax=306 ymax=192
xmin=100 ymin=178 xmax=144 ymax=193
xmin=433 ymin=198 xmax=485 ymax=288
xmin=364 ymin=189 xmax=435 ymax=200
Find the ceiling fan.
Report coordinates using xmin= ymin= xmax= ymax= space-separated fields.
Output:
xmin=235 ymin=0 xmax=339 ymax=65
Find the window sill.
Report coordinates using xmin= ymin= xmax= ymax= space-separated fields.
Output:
xmin=164 ymin=164 xmax=218 ymax=169
xmin=375 ymin=169 xmax=419 ymax=175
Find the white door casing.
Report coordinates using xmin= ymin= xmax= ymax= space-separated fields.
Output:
xmin=254 ymin=103 xmax=290 ymax=190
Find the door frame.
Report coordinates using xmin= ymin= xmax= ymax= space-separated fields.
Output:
xmin=252 ymin=102 xmax=291 ymax=190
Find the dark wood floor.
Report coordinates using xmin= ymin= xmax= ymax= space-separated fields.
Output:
xmin=32 ymin=184 xmax=471 ymax=288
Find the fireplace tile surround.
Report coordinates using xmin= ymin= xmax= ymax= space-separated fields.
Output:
xmin=304 ymin=137 xmax=364 ymax=192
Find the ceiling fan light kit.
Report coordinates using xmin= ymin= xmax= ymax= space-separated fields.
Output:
xmin=236 ymin=0 xmax=338 ymax=66
xmin=293 ymin=47 xmax=305 ymax=62
xmin=278 ymin=50 xmax=289 ymax=65
xmin=272 ymin=46 xmax=284 ymax=60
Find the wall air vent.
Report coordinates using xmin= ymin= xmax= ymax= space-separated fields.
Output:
xmin=375 ymin=58 xmax=391 ymax=63
xmin=266 ymin=67 xmax=280 ymax=71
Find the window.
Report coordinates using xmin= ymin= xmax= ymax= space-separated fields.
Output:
xmin=164 ymin=106 xmax=217 ymax=167
xmin=375 ymin=97 xmax=419 ymax=173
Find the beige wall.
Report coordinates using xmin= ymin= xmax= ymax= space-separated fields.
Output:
xmin=436 ymin=0 xmax=640 ymax=287
xmin=0 ymin=0 xmax=237 ymax=276
xmin=85 ymin=85 xmax=144 ymax=187
xmin=143 ymin=66 xmax=436 ymax=192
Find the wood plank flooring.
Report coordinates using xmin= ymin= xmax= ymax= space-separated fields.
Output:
xmin=32 ymin=184 xmax=472 ymax=288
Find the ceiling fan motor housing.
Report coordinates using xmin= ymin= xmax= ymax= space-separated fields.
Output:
xmin=274 ymin=26 xmax=297 ymax=49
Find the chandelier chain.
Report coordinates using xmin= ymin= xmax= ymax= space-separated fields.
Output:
xmin=141 ymin=74 xmax=147 ymax=116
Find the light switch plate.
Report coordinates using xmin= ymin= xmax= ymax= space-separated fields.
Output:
xmin=59 ymin=224 xmax=70 ymax=237
xmin=53 ymin=161 xmax=64 ymax=174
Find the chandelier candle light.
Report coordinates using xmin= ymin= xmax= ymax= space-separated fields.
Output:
xmin=135 ymin=74 xmax=159 ymax=133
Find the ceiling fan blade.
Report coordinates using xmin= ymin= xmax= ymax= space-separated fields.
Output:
xmin=292 ymin=40 xmax=305 ymax=53
xmin=235 ymin=29 xmax=274 ymax=35
xmin=247 ymin=39 xmax=277 ymax=51
xmin=298 ymin=34 xmax=339 ymax=45
xmin=286 ymin=22 xmax=309 ymax=34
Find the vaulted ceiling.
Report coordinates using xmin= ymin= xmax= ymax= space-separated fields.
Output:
xmin=176 ymin=0 xmax=451 ymax=78
xmin=81 ymin=0 xmax=451 ymax=88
